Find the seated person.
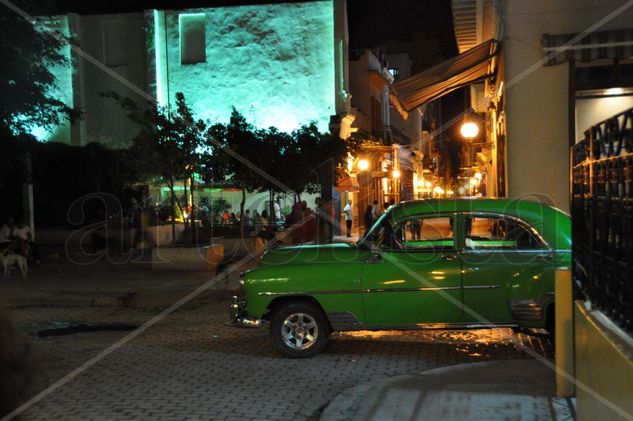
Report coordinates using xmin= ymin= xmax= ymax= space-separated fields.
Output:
xmin=14 ymin=219 xmax=39 ymax=263
xmin=0 ymin=218 xmax=15 ymax=252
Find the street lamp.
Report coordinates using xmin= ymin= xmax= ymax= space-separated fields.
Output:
xmin=392 ymin=169 xmax=401 ymax=179
xmin=460 ymin=121 xmax=479 ymax=139
xmin=357 ymin=158 xmax=370 ymax=172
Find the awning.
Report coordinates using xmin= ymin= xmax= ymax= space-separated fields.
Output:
xmin=335 ymin=170 xmax=360 ymax=192
xmin=542 ymin=29 xmax=633 ymax=66
xmin=392 ymin=39 xmax=499 ymax=112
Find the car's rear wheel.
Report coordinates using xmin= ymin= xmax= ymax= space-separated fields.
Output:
xmin=270 ymin=301 xmax=329 ymax=358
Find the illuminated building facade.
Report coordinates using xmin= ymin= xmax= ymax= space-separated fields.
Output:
xmin=35 ymin=0 xmax=351 ymax=145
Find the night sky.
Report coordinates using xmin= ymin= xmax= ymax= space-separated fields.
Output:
xmin=347 ymin=0 xmax=457 ymax=58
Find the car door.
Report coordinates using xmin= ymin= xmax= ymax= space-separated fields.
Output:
xmin=460 ymin=213 xmax=555 ymax=324
xmin=361 ymin=214 xmax=464 ymax=326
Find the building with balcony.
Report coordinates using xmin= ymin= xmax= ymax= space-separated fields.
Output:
xmin=339 ymin=48 xmax=424 ymax=235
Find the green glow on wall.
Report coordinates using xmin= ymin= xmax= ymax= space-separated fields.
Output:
xmin=31 ymin=16 xmax=74 ymax=142
xmin=153 ymin=10 xmax=167 ymax=106
xmin=159 ymin=1 xmax=335 ymax=133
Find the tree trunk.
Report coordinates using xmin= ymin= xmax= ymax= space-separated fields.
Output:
xmin=169 ymin=163 xmax=176 ymax=244
xmin=183 ymin=174 xmax=191 ymax=246
xmin=319 ymin=163 xmax=334 ymax=243
xmin=269 ymin=190 xmax=274 ymax=222
xmin=189 ymin=174 xmax=196 ymax=246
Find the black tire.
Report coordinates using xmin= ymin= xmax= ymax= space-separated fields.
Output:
xmin=270 ymin=301 xmax=330 ymax=358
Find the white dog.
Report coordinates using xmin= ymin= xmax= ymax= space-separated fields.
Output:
xmin=2 ymin=251 xmax=28 ymax=278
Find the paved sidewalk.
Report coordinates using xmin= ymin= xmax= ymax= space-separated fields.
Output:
xmin=321 ymin=359 xmax=575 ymax=421
xmin=0 ymin=247 xmax=253 ymax=309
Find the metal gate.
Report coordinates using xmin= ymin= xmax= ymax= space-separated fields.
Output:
xmin=572 ymin=107 xmax=633 ymax=333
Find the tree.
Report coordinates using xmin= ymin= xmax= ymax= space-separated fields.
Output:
xmin=282 ymin=123 xmax=362 ymax=201
xmin=0 ymin=9 xmax=78 ymax=141
xmin=107 ymin=91 xmax=209 ymax=246
xmin=258 ymin=127 xmax=293 ymax=219
xmin=202 ymin=110 xmax=267 ymax=237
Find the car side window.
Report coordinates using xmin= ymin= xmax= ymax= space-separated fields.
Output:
xmin=397 ymin=216 xmax=455 ymax=252
xmin=464 ymin=216 xmax=544 ymax=250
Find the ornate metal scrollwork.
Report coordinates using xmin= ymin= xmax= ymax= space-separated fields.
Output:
xmin=573 ymin=107 xmax=633 ymax=334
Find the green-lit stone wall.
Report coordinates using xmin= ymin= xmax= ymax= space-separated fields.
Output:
xmin=31 ymin=16 xmax=73 ymax=142
xmin=158 ymin=1 xmax=335 ymax=133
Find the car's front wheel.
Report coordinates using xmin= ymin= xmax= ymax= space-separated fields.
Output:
xmin=270 ymin=301 xmax=330 ymax=358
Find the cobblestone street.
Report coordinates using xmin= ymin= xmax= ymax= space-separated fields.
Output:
xmin=10 ymin=299 xmax=553 ymax=420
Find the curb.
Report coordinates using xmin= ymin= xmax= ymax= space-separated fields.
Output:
xmin=319 ymin=361 xmax=544 ymax=421
xmin=319 ymin=363 xmax=485 ymax=421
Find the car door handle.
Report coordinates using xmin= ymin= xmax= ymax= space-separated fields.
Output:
xmin=441 ymin=254 xmax=457 ymax=261
xmin=536 ymin=254 xmax=553 ymax=261
xmin=365 ymin=253 xmax=382 ymax=264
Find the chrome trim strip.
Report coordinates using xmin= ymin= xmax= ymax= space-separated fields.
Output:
xmin=362 ymin=286 xmax=461 ymax=293
xmin=259 ymin=285 xmax=506 ymax=296
xmin=462 ymin=250 xmax=552 ymax=254
xmin=258 ymin=289 xmax=359 ymax=296
xmin=258 ymin=286 xmax=465 ymax=296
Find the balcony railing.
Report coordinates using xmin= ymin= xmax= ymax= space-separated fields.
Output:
xmin=571 ymin=107 xmax=633 ymax=334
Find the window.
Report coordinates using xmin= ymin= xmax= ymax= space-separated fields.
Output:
xmin=464 ymin=216 xmax=544 ymax=250
xmin=370 ymin=97 xmax=382 ymax=136
xmin=364 ymin=215 xmax=455 ymax=252
xmin=179 ymin=13 xmax=206 ymax=64
xmin=389 ymin=68 xmax=400 ymax=80
xmin=399 ymin=216 xmax=454 ymax=251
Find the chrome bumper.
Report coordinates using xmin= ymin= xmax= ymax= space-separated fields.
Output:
xmin=229 ymin=295 xmax=261 ymax=328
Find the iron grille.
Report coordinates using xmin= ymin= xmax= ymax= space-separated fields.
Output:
xmin=572 ymin=107 xmax=633 ymax=334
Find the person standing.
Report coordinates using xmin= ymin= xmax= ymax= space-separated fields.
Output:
xmin=363 ymin=205 xmax=374 ymax=236
xmin=273 ymin=200 xmax=281 ymax=222
xmin=314 ymin=197 xmax=322 ymax=242
xmin=343 ymin=200 xmax=353 ymax=237
xmin=371 ymin=200 xmax=380 ymax=223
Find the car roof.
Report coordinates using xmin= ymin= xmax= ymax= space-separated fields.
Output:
xmin=387 ymin=198 xmax=571 ymax=250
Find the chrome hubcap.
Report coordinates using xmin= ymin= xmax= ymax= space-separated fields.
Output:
xmin=281 ymin=313 xmax=318 ymax=350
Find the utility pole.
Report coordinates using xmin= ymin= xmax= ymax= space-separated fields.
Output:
xmin=23 ymin=152 xmax=35 ymax=240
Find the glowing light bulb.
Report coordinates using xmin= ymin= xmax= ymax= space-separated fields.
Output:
xmin=460 ymin=121 xmax=479 ymax=139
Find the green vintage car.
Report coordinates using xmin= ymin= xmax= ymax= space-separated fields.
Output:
xmin=230 ymin=199 xmax=571 ymax=358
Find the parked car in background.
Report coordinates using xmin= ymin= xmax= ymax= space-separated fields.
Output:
xmin=231 ymin=199 xmax=572 ymax=358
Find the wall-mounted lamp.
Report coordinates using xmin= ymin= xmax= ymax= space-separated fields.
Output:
xmin=460 ymin=121 xmax=479 ymax=139
xmin=357 ymin=159 xmax=370 ymax=171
